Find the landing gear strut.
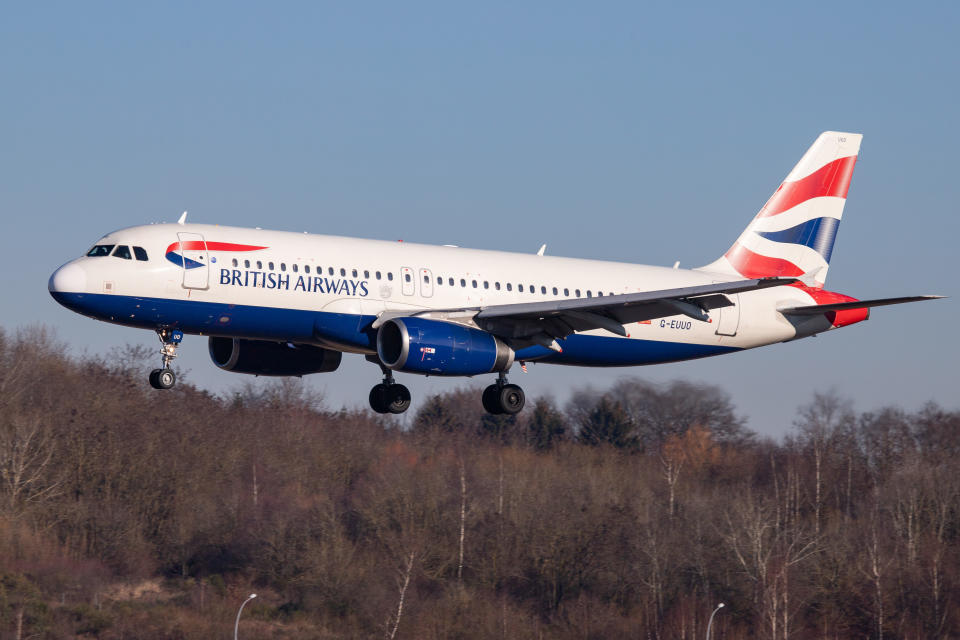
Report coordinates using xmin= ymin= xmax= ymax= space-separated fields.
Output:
xmin=149 ymin=328 xmax=182 ymax=390
xmin=482 ymin=372 xmax=525 ymax=415
xmin=369 ymin=367 xmax=411 ymax=414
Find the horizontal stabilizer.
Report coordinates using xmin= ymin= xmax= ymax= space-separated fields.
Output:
xmin=779 ymin=295 xmax=944 ymax=315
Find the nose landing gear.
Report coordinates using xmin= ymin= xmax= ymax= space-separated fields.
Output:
xmin=482 ymin=372 xmax=525 ymax=415
xmin=369 ymin=368 xmax=411 ymax=414
xmin=149 ymin=328 xmax=182 ymax=390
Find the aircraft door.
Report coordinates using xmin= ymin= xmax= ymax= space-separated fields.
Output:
xmin=715 ymin=292 xmax=740 ymax=336
xmin=400 ymin=266 xmax=415 ymax=296
xmin=419 ymin=268 xmax=434 ymax=298
xmin=177 ymin=232 xmax=209 ymax=289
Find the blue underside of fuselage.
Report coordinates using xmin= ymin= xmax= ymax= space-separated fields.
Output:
xmin=50 ymin=292 xmax=741 ymax=369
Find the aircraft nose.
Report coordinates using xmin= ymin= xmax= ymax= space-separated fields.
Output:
xmin=48 ymin=261 xmax=87 ymax=294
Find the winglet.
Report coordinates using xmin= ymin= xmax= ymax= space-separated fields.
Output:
xmin=177 ymin=211 xmax=188 ymax=225
xmin=537 ymin=244 xmax=546 ymax=256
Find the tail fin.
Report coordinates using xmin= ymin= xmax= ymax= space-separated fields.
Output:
xmin=699 ymin=131 xmax=862 ymax=287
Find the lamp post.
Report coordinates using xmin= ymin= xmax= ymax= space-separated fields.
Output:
xmin=706 ymin=602 xmax=724 ymax=640
xmin=234 ymin=593 xmax=257 ymax=640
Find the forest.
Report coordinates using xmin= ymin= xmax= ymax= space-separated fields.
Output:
xmin=0 ymin=326 xmax=957 ymax=639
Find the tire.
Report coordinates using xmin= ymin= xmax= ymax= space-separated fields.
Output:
xmin=387 ymin=384 xmax=411 ymax=414
xmin=498 ymin=384 xmax=525 ymax=415
xmin=369 ymin=384 xmax=390 ymax=414
xmin=148 ymin=369 xmax=162 ymax=389
xmin=156 ymin=368 xmax=176 ymax=390
xmin=482 ymin=384 xmax=503 ymax=414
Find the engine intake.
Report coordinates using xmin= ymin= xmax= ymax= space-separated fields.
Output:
xmin=209 ymin=337 xmax=342 ymax=376
xmin=377 ymin=317 xmax=514 ymax=376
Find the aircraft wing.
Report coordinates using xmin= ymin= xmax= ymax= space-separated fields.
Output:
xmin=778 ymin=295 xmax=944 ymax=315
xmin=470 ymin=277 xmax=796 ymax=347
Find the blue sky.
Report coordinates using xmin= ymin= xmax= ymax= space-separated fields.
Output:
xmin=2 ymin=2 xmax=956 ymax=437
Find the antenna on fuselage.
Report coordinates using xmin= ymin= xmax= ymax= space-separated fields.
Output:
xmin=536 ymin=244 xmax=546 ymax=256
xmin=177 ymin=211 xmax=188 ymax=225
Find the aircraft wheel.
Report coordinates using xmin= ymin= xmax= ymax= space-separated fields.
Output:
xmin=387 ymin=384 xmax=411 ymax=414
xmin=369 ymin=384 xmax=390 ymax=414
xmin=154 ymin=368 xmax=176 ymax=390
xmin=498 ymin=384 xmax=525 ymax=415
xmin=482 ymin=384 xmax=503 ymax=414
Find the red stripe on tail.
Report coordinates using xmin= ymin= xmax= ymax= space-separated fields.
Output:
xmin=758 ymin=155 xmax=857 ymax=218
xmin=725 ymin=243 xmax=805 ymax=278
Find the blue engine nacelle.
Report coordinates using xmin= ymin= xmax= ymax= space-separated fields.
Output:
xmin=376 ymin=317 xmax=514 ymax=376
xmin=208 ymin=337 xmax=342 ymax=376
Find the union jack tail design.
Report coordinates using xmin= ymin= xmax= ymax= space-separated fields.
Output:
xmin=700 ymin=131 xmax=862 ymax=287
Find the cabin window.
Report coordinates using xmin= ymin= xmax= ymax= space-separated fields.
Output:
xmin=495 ymin=282 xmax=501 ymax=290
xmin=530 ymin=286 xmax=535 ymax=295
xmin=364 ymin=270 xmax=369 ymax=278
xmin=340 ymin=268 xmax=346 ymax=276
xmin=587 ymin=290 xmax=592 ymax=297
xmin=518 ymin=284 xmax=524 ymax=292
xmin=507 ymin=283 xmax=513 ymax=291
xmin=133 ymin=246 xmax=148 ymax=261
xmin=576 ymin=289 xmax=581 ymax=297
xmin=460 ymin=278 xmax=466 ymax=287
xmin=305 ymin=265 xmax=311 ymax=274
xmin=484 ymin=281 xmax=489 ymax=289
xmin=387 ymin=272 xmax=394 ymax=281
xmin=352 ymin=269 xmax=358 ymax=277
xmin=448 ymin=277 xmax=454 ymax=286
xmin=268 ymin=262 xmax=275 ymax=270
xmin=469 ymin=280 xmax=475 ymax=288
xmin=541 ymin=286 xmax=547 ymax=294
xmin=552 ymin=287 xmax=558 ymax=295
xmin=598 ymin=291 xmax=603 ymax=297
xmin=405 ymin=273 xmax=411 ymax=283
xmin=256 ymin=260 xmax=263 ymax=269
xmin=437 ymin=277 xmax=443 ymax=286
xmin=112 ymin=245 xmax=132 ymax=260
xmin=245 ymin=260 xmax=251 ymax=268
xmin=87 ymin=244 xmax=115 ymax=257
xmin=280 ymin=263 xmax=286 ymax=271
xmin=564 ymin=288 xmax=569 ymax=296
xmin=376 ymin=271 xmax=382 ymax=280
xmin=292 ymin=264 xmax=298 ymax=273
xmin=423 ymin=274 xmax=429 ymax=283
xmin=232 ymin=258 xmax=238 ymax=267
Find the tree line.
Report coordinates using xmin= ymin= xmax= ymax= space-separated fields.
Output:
xmin=0 ymin=326 xmax=957 ymax=638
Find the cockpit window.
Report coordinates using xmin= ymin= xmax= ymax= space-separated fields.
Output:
xmin=112 ymin=245 xmax=132 ymax=260
xmin=87 ymin=244 xmax=115 ymax=257
xmin=133 ymin=246 xmax=148 ymax=261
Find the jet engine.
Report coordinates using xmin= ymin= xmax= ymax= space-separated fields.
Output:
xmin=376 ymin=317 xmax=514 ymax=376
xmin=208 ymin=337 xmax=342 ymax=376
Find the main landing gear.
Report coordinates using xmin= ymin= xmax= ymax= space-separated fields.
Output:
xmin=369 ymin=369 xmax=412 ymax=414
xmin=482 ymin=372 xmax=525 ymax=415
xmin=149 ymin=328 xmax=182 ymax=390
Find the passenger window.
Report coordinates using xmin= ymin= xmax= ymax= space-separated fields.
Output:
xmin=495 ymin=282 xmax=501 ymax=290
xmin=292 ymin=264 xmax=298 ymax=273
xmin=564 ymin=288 xmax=569 ymax=296
xmin=448 ymin=277 xmax=454 ymax=286
xmin=529 ymin=286 xmax=535 ymax=294
xmin=340 ymin=268 xmax=346 ymax=276
xmin=598 ymin=291 xmax=603 ymax=297
xmin=472 ymin=280 xmax=477 ymax=288
xmin=364 ymin=270 xmax=369 ymax=278
xmin=257 ymin=261 xmax=263 ymax=269
xmin=484 ymin=281 xmax=489 ymax=289
xmin=305 ymin=265 xmax=310 ymax=274
xmin=133 ymin=246 xmax=148 ymax=261
xmin=352 ymin=269 xmax=358 ymax=277
xmin=232 ymin=258 xmax=238 ymax=267
xmin=460 ymin=278 xmax=466 ymax=287
xmin=269 ymin=262 xmax=275 ymax=270
xmin=244 ymin=260 xmax=251 ymax=268
xmin=507 ymin=283 xmax=513 ymax=291
xmin=576 ymin=289 xmax=581 ymax=297
xmin=388 ymin=272 xmax=394 ymax=281
xmin=587 ymin=290 xmax=592 ymax=297
xmin=405 ymin=273 xmax=412 ymax=283
xmin=541 ymin=286 xmax=547 ymax=294
xmin=281 ymin=263 xmax=287 ymax=271
xmin=437 ymin=277 xmax=443 ymax=286
xmin=518 ymin=284 xmax=524 ymax=292
xmin=552 ymin=287 xmax=558 ymax=295
xmin=376 ymin=271 xmax=382 ymax=280
xmin=86 ymin=244 xmax=115 ymax=257
xmin=329 ymin=267 xmax=334 ymax=275
xmin=423 ymin=274 xmax=429 ymax=283
xmin=112 ymin=245 xmax=132 ymax=260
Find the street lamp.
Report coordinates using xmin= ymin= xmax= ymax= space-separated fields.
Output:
xmin=234 ymin=593 xmax=257 ymax=640
xmin=706 ymin=602 xmax=724 ymax=640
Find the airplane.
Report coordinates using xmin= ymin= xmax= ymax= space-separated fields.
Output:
xmin=49 ymin=132 xmax=941 ymax=415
